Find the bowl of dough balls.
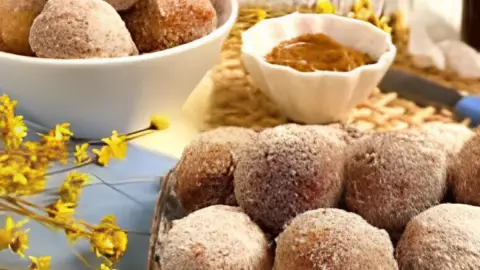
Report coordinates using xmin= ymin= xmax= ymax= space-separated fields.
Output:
xmin=148 ymin=123 xmax=480 ymax=270
xmin=0 ymin=0 xmax=238 ymax=138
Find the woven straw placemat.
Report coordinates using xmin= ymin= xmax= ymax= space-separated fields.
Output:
xmin=203 ymin=9 xmax=470 ymax=132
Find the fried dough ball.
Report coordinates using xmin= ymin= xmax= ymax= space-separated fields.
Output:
xmin=418 ymin=123 xmax=474 ymax=158
xmin=159 ymin=205 xmax=273 ymax=270
xmin=450 ymin=130 xmax=480 ymax=205
xmin=104 ymin=0 xmax=138 ymax=11
xmin=0 ymin=0 xmax=47 ymax=55
xmin=328 ymin=123 xmax=366 ymax=143
xmin=344 ymin=130 xmax=448 ymax=237
xmin=29 ymin=0 xmax=138 ymax=59
xmin=173 ymin=127 xmax=257 ymax=213
xmin=123 ymin=0 xmax=217 ymax=53
xmin=396 ymin=204 xmax=480 ymax=270
xmin=234 ymin=124 xmax=346 ymax=234
xmin=274 ymin=208 xmax=398 ymax=270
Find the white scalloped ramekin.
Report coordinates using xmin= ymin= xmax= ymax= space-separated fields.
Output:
xmin=241 ymin=13 xmax=397 ymax=124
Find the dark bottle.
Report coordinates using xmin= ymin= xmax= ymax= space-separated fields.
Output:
xmin=462 ymin=0 xmax=480 ymax=51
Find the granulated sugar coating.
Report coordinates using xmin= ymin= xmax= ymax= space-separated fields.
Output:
xmin=159 ymin=205 xmax=273 ymax=270
xmin=123 ymin=0 xmax=217 ymax=53
xmin=174 ymin=127 xmax=257 ymax=213
xmin=234 ymin=124 xmax=346 ymax=234
xmin=327 ymin=123 xmax=366 ymax=143
xmin=344 ymin=129 xmax=448 ymax=237
xmin=274 ymin=208 xmax=398 ymax=270
xmin=418 ymin=123 xmax=475 ymax=158
xmin=0 ymin=0 xmax=47 ymax=55
xmin=450 ymin=130 xmax=480 ymax=205
xmin=104 ymin=0 xmax=138 ymax=11
xmin=396 ymin=204 xmax=480 ymax=270
xmin=29 ymin=0 xmax=138 ymax=59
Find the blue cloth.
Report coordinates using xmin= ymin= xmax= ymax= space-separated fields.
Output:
xmin=0 ymin=140 xmax=177 ymax=270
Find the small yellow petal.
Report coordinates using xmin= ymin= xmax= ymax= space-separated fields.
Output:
xmin=316 ymin=0 xmax=336 ymax=14
xmin=150 ymin=116 xmax=170 ymax=130
xmin=93 ymin=146 xmax=112 ymax=167
xmin=29 ymin=256 xmax=51 ymax=270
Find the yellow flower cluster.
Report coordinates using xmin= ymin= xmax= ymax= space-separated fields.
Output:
xmin=0 ymin=93 xmax=169 ymax=269
xmin=347 ymin=0 xmax=392 ymax=33
xmin=244 ymin=0 xmax=398 ymax=36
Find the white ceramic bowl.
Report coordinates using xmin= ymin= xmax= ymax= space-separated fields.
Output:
xmin=0 ymin=0 xmax=238 ymax=139
xmin=241 ymin=13 xmax=396 ymax=124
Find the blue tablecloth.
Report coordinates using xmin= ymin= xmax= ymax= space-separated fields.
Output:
xmin=0 ymin=139 xmax=177 ymax=269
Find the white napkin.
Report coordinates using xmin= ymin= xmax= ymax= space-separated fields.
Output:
xmin=438 ymin=40 xmax=480 ymax=79
xmin=408 ymin=12 xmax=446 ymax=70
xmin=406 ymin=0 xmax=480 ymax=79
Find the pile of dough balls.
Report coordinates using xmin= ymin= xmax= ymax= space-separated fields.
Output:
xmin=0 ymin=0 xmax=217 ymax=59
xmin=156 ymin=123 xmax=480 ymax=270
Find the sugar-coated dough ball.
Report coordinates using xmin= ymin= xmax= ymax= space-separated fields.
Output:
xmin=0 ymin=0 xmax=47 ymax=55
xmin=159 ymin=205 xmax=272 ymax=270
xmin=234 ymin=124 xmax=346 ymax=234
xmin=450 ymin=130 xmax=480 ymax=205
xmin=396 ymin=204 xmax=480 ymax=270
xmin=173 ymin=127 xmax=257 ymax=213
xmin=123 ymin=0 xmax=217 ymax=53
xmin=274 ymin=208 xmax=398 ymax=270
xmin=104 ymin=0 xmax=138 ymax=11
xmin=418 ymin=123 xmax=474 ymax=158
xmin=327 ymin=123 xmax=366 ymax=143
xmin=344 ymin=130 xmax=448 ymax=237
xmin=29 ymin=0 xmax=138 ymax=59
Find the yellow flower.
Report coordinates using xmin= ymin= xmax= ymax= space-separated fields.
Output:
xmin=0 ymin=227 xmax=13 ymax=251
xmin=102 ymin=131 xmax=127 ymax=160
xmin=64 ymin=223 xmax=86 ymax=244
xmin=39 ymin=129 xmax=70 ymax=163
xmin=99 ymin=263 xmax=116 ymax=270
xmin=54 ymin=123 xmax=73 ymax=141
xmin=0 ymin=217 xmax=28 ymax=253
xmin=352 ymin=0 xmax=373 ymax=13
xmin=316 ymin=0 xmax=336 ymax=14
xmin=74 ymin=143 xmax=91 ymax=164
xmin=93 ymin=146 xmax=112 ymax=167
xmin=13 ymin=172 xmax=27 ymax=185
xmin=59 ymin=171 xmax=89 ymax=204
xmin=90 ymin=215 xmax=128 ymax=264
xmin=10 ymin=230 xmax=29 ymax=257
xmin=47 ymin=200 xmax=76 ymax=220
xmin=2 ymin=115 xmax=28 ymax=150
xmin=29 ymin=256 xmax=51 ymax=270
xmin=150 ymin=116 xmax=170 ymax=130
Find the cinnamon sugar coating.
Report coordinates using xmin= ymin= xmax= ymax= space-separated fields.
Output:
xmin=159 ymin=205 xmax=272 ymax=270
xmin=274 ymin=208 xmax=398 ymax=270
xmin=0 ymin=0 xmax=47 ymax=55
xmin=123 ymin=0 xmax=217 ymax=53
xmin=234 ymin=124 xmax=346 ymax=234
xmin=104 ymin=0 xmax=138 ymax=11
xmin=29 ymin=0 xmax=138 ymax=59
xmin=450 ymin=130 xmax=480 ymax=205
xmin=174 ymin=127 xmax=257 ymax=213
xmin=344 ymin=130 xmax=448 ymax=237
xmin=418 ymin=123 xmax=475 ymax=159
xmin=396 ymin=204 xmax=480 ymax=270
xmin=328 ymin=123 xmax=366 ymax=143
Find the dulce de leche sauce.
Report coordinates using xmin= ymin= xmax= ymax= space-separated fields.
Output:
xmin=265 ymin=33 xmax=375 ymax=72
